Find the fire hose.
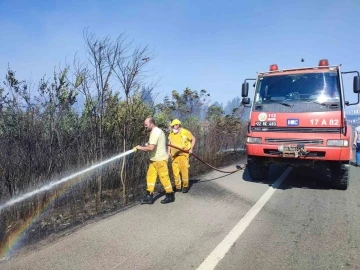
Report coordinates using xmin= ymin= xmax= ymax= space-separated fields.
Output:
xmin=166 ymin=144 xmax=246 ymax=174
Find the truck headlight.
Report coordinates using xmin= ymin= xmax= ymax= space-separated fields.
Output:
xmin=246 ymin=137 xmax=262 ymax=144
xmin=326 ymin=140 xmax=349 ymax=147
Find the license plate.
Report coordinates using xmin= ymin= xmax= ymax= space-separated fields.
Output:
xmin=255 ymin=121 xmax=277 ymax=127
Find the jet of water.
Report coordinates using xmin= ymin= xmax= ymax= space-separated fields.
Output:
xmin=0 ymin=149 xmax=135 ymax=212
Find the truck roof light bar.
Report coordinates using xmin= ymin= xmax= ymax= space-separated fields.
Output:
xmin=260 ymin=59 xmax=337 ymax=75
xmin=258 ymin=65 xmax=340 ymax=75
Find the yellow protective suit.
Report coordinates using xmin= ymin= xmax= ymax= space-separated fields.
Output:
xmin=171 ymin=155 xmax=190 ymax=189
xmin=146 ymin=160 xmax=173 ymax=194
xmin=168 ymin=128 xmax=194 ymax=189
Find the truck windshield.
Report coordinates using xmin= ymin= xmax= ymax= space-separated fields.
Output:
xmin=254 ymin=72 xmax=340 ymax=105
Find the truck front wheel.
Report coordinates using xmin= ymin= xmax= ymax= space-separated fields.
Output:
xmin=247 ymin=157 xmax=269 ymax=181
xmin=330 ymin=161 xmax=349 ymax=190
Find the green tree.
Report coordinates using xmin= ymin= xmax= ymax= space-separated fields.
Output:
xmin=206 ymin=103 xmax=224 ymax=122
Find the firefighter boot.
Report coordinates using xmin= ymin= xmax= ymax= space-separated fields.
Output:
xmin=161 ymin=192 xmax=175 ymax=204
xmin=141 ymin=191 xmax=154 ymax=205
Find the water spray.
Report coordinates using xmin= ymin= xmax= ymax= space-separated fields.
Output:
xmin=0 ymin=144 xmax=246 ymax=261
xmin=0 ymin=149 xmax=136 ymax=212
xmin=0 ymin=145 xmax=245 ymax=211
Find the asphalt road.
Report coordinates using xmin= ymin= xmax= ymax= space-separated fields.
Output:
xmin=1 ymin=161 xmax=360 ymax=270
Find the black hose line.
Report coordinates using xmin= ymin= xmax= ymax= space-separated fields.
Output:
xmin=166 ymin=144 xmax=246 ymax=174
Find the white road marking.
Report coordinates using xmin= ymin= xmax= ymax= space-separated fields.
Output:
xmin=197 ymin=166 xmax=293 ymax=270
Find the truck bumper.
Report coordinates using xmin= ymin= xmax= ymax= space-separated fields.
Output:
xmin=246 ymin=144 xmax=351 ymax=161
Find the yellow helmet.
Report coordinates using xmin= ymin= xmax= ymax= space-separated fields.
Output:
xmin=170 ymin=119 xmax=181 ymax=126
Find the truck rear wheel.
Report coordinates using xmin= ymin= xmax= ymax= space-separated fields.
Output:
xmin=247 ymin=158 xmax=269 ymax=181
xmin=330 ymin=161 xmax=349 ymax=190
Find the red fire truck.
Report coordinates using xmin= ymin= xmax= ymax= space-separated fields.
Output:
xmin=241 ymin=59 xmax=360 ymax=190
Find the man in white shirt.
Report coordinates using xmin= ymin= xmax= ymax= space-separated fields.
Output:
xmin=135 ymin=117 xmax=175 ymax=204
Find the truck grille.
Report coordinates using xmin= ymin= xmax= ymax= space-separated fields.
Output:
xmin=263 ymin=149 xmax=326 ymax=157
xmin=264 ymin=138 xmax=323 ymax=145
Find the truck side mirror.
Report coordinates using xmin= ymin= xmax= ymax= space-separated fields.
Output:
xmin=242 ymin=82 xmax=249 ymax=97
xmin=242 ymin=97 xmax=250 ymax=104
xmin=354 ymin=76 xmax=360 ymax=93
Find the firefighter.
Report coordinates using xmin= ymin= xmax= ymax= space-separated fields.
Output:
xmin=168 ymin=119 xmax=196 ymax=193
xmin=135 ymin=117 xmax=175 ymax=204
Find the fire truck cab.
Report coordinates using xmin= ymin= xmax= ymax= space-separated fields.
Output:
xmin=241 ymin=59 xmax=360 ymax=190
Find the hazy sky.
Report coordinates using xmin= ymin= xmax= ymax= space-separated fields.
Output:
xmin=1 ymin=0 xmax=359 ymax=110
